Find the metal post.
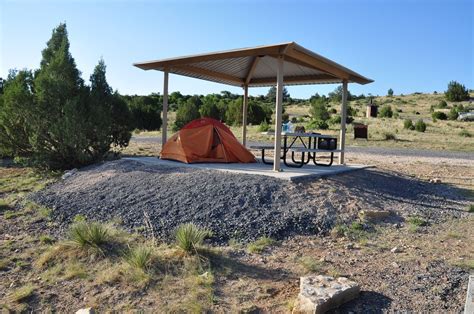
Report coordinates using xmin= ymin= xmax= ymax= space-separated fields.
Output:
xmin=338 ymin=80 xmax=348 ymax=164
xmin=162 ymin=71 xmax=169 ymax=146
xmin=273 ymin=56 xmax=284 ymax=171
xmin=242 ymin=85 xmax=249 ymax=147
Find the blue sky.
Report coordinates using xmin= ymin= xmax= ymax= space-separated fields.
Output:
xmin=1 ymin=0 xmax=473 ymax=98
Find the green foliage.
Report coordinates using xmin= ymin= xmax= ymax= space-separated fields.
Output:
xmin=306 ymin=119 xmax=329 ymax=130
xmin=7 ymin=284 xmax=35 ymax=303
xmin=330 ymin=222 xmax=369 ymax=241
xmin=328 ymin=85 xmax=353 ymax=102
xmin=125 ymin=245 xmax=154 ymax=270
xmin=266 ymin=86 xmax=290 ymax=103
xmin=247 ymin=236 xmax=274 ymax=253
xmin=174 ymin=99 xmax=200 ymax=130
xmin=329 ymin=115 xmax=341 ymax=124
xmin=225 ymin=98 xmax=243 ymax=126
xmin=447 ymin=107 xmax=459 ymax=120
xmin=459 ymin=129 xmax=472 ymax=137
xmin=437 ymin=100 xmax=448 ymax=108
xmin=69 ymin=221 xmax=110 ymax=251
xmin=383 ymin=132 xmax=396 ymax=140
xmin=199 ymin=102 xmax=220 ymax=120
xmin=309 ymin=98 xmax=329 ymax=121
xmin=432 ymin=111 xmax=447 ymax=120
xmin=387 ymin=88 xmax=394 ymax=97
xmin=0 ymin=24 xmax=131 ymax=169
xmin=415 ymin=119 xmax=427 ymax=132
xmin=39 ymin=235 xmax=54 ymax=245
xmin=445 ymin=81 xmax=469 ymax=101
xmin=378 ymin=105 xmax=393 ymax=118
xmin=299 ymin=257 xmax=325 ymax=273
xmin=175 ymin=223 xmax=212 ymax=254
xmin=126 ymin=95 xmax=162 ymax=131
xmin=248 ymin=100 xmax=271 ymax=125
xmin=258 ymin=120 xmax=270 ymax=132
xmin=403 ymin=119 xmax=415 ymax=130
xmin=468 ymin=204 xmax=474 ymax=213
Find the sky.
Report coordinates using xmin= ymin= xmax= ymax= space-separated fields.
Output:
xmin=1 ymin=0 xmax=473 ymax=99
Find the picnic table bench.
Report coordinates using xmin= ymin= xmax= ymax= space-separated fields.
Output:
xmin=250 ymin=132 xmax=339 ymax=168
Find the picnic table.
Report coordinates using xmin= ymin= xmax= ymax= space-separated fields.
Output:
xmin=250 ymin=132 xmax=341 ymax=167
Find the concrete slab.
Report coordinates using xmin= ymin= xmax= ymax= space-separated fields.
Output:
xmin=466 ymin=275 xmax=474 ymax=314
xmin=123 ymin=157 xmax=372 ymax=182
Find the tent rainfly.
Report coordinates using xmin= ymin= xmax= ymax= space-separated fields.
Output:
xmin=134 ymin=42 xmax=373 ymax=171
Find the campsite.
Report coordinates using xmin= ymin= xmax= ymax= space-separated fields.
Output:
xmin=1 ymin=1 xmax=473 ymax=313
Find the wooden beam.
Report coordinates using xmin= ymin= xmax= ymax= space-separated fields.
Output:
xmin=250 ymin=74 xmax=340 ymax=86
xmin=162 ymin=71 xmax=169 ymax=146
xmin=273 ymin=56 xmax=284 ymax=172
xmin=285 ymin=47 xmax=350 ymax=80
xmin=242 ymin=85 xmax=249 ymax=147
xmin=173 ymin=64 xmax=244 ymax=85
xmin=338 ymin=80 xmax=348 ymax=164
xmin=245 ymin=56 xmax=260 ymax=85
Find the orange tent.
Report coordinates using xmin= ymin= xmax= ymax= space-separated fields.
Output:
xmin=160 ymin=118 xmax=256 ymax=163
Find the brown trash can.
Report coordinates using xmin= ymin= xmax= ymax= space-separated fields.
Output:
xmin=353 ymin=123 xmax=368 ymax=139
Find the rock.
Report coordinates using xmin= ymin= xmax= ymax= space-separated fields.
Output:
xmin=429 ymin=178 xmax=441 ymax=184
xmin=391 ymin=246 xmax=403 ymax=253
xmin=345 ymin=243 xmax=354 ymax=250
xmin=76 ymin=308 xmax=95 ymax=314
xmin=359 ymin=210 xmax=390 ymax=221
xmin=62 ymin=168 xmax=78 ymax=180
xmin=292 ymin=275 xmax=360 ymax=314
xmin=391 ymin=262 xmax=400 ymax=268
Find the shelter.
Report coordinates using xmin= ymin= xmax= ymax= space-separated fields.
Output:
xmin=161 ymin=118 xmax=255 ymax=163
xmin=134 ymin=42 xmax=373 ymax=171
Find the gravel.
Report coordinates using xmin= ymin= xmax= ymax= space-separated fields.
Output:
xmin=31 ymin=159 xmax=469 ymax=244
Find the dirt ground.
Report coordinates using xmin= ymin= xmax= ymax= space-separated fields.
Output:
xmin=1 ymin=148 xmax=473 ymax=312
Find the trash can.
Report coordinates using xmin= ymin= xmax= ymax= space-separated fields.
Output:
xmin=353 ymin=123 xmax=368 ymax=139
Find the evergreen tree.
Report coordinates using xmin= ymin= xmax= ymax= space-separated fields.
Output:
xmin=174 ymin=99 xmax=200 ymax=130
xmin=445 ymin=81 xmax=469 ymax=101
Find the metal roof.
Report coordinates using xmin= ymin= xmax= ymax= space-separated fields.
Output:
xmin=134 ymin=42 xmax=373 ymax=87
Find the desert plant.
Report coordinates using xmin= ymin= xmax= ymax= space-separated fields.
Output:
xmin=445 ymin=81 xmax=469 ymax=101
xmin=175 ymin=223 xmax=212 ymax=254
xmin=432 ymin=111 xmax=447 ymax=120
xmin=403 ymin=119 xmax=415 ymax=130
xmin=415 ymin=119 xmax=427 ymax=132
xmin=247 ymin=236 xmax=274 ymax=253
xmin=459 ymin=129 xmax=472 ymax=137
xmin=447 ymin=107 xmax=459 ymax=120
xmin=125 ymin=245 xmax=154 ymax=270
xmin=383 ymin=132 xmax=396 ymax=140
xmin=378 ymin=105 xmax=393 ymax=118
xmin=69 ymin=221 xmax=109 ymax=251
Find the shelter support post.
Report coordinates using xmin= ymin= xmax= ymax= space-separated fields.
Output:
xmin=273 ymin=56 xmax=284 ymax=171
xmin=242 ymin=85 xmax=249 ymax=147
xmin=338 ymin=80 xmax=348 ymax=164
xmin=162 ymin=70 xmax=169 ymax=146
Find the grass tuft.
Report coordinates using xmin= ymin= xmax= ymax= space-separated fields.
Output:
xmin=39 ymin=235 xmax=54 ymax=245
xmin=124 ymin=245 xmax=154 ymax=270
xmin=247 ymin=236 xmax=274 ymax=253
xmin=468 ymin=204 xmax=474 ymax=213
xmin=175 ymin=223 xmax=212 ymax=254
xmin=69 ymin=221 xmax=110 ymax=252
xmin=7 ymin=284 xmax=35 ymax=303
xmin=299 ymin=257 xmax=325 ymax=273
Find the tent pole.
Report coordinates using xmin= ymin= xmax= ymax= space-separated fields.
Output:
xmin=242 ymin=85 xmax=249 ymax=147
xmin=338 ymin=80 xmax=348 ymax=164
xmin=273 ymin=56 xmax=284 ymax=171
xmin=162 ymin=70 xmax=169 ymax=147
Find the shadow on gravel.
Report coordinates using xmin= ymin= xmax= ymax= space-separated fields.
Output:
xmin=334 ymin=291 xmax=392 ymax=312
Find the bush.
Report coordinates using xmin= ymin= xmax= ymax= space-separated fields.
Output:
xmin=258 ymin=119 xmax=270 ymax=132
xmin=309 ymin=98 xmax=329 ymax=121
xmin=436 ymin=100 xmax=448 ymax=108
xmin=174 ymin=99 xmax=200 ymax=130
xmin=199 ymin=102 xmax=220 ymax=120
xmin=403 ymin=119 xmax=415 ymax=130
xmin=282 ymin=112 xmax=290 ymax=123
xmin=383 ymin=132 xmax=396 ymax=140
xmin=415 ymin=119 xmax=427 ymax=132
xmin=445 ymin=81 xmax=469 ymax=101
xmin=378 ymin=105 xmax=393 ymax=118
xmin=329 ymin=115 xmax=341 ymax=124
xmin=432 ymin=111 xmax=448 ymax=120
xmin=175 ymin=223 xmax=212 ymax=254
xmin=447 ymin=107 xmax=459 ymax=120
xmin=125 ymin=245 xmax=153 ymax=270
xmin=459 ymin=129 xmax=472 ymax=137
xmin=127 ymin=95 xmax=162 ymax=131
xmin=306 ymin=119 xmax=329 ymax=130
xmin=387 ymin=88 xmax=394 ymax=97
xmin=291 ymin=117 xmax=298 ymax=123
xmin=247 ymin=236 xmax=274 ymax=253
xmin=68 ymin=222 xmax=110 ymax=252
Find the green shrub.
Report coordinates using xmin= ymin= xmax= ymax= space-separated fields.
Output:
xmin=415 ymin=119 xmax=427 ymax=132
xmin=125 ymin=245 xmax=154 ymax=270
xmin=174 ymin=99 xmax=200 ymax=130
xmin=378 ymin=105 xmax=393 ymax=118
xmin=447 ymin=107 xmax=459 ymax=120
xmin=291 ymin=117 xmax=298 ymax=123
xmin=445 ymin=81 xmax=469 ymax=101
xmin=432 ymin=111 xmax=447 ymax=120
xmin=387 ymin=88 xmax=394 ymax=97
xmin=69 ymin=222 xmax=110 ymax=251
xmin=258 ymin=119 xmax=270 ymax=132
xmin=329 ymin=115 xmax=341 ymax=124
xmin=436 ymin=100 xmax=448 ymax=108
xmin=306 ymin=119 xmax=329 ymax=130
xmin=126 ymin=95 xmax=162 ymax=131
xmin=247 ymin=236 xmax=274 ymax=253
xmin=468 ymin=204 xmax=474 ymax=213
xmin=175 ymin=223 xmax=212 ymax=254
xmin=459 ymin=129 xmax=472 ymax=137
xmin=403 ymin=119 xmax=415 ymax=130
xmin=383 ymin=132 xmax=396 ymax=140
xmin=309 ymin=98 xmax=329 ymax=121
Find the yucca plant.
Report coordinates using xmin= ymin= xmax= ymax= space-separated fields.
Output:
xmin=125 ymin=245 xmax=153 ymax=270
xmin=69 ymin=221 xmax=109 ymax=251
xmin=175 ymin=223 xmax=212 ymax=254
